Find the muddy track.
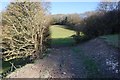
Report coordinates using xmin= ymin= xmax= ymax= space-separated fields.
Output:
xmin=6 ymin=38 xmax=120 ymax=78
xmin=6 ymin=47 xmax=88 ymax=78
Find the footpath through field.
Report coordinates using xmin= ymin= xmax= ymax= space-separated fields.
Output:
xmin=6 ymin=38 xmax=120 ymax=78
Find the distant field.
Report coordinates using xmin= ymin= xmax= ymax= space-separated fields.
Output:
xmin=50 ymin=25 xmax=75 ymax=38
xmin=100 ymin=34 xmax=120 ymax=48
xmin=50 ymin=25 xmax=76 ymax=46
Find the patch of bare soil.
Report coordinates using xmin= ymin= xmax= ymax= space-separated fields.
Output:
xmin=6 ymin=47 xmax=87 ymax=78
xmin=6 ymin=38 xmax=120 ymax=78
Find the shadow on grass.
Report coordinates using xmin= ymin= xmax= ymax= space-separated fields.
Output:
xmin=51 ymin=37 xmax=75 ymax=47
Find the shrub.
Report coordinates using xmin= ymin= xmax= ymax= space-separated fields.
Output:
xmin=82 ymin=10 xmax=119 ymax=39
xmin=1 ymin=2 xmax=51 ymax=61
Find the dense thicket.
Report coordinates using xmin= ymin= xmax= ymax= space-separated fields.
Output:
xmin=82 ymin=1 xmax=120 ymax=38
xmin=1 ymin=2 xmax=51 ymax=61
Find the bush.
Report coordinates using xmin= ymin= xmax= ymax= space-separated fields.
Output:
xmin=1 ymin=2 xmax=51 ymax=61
xmin=82 ymin=10 xmax=120 ymax=39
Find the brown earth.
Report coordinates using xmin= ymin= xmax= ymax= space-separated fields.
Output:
xmin=6 ymin=38 xmax=120 ymax=78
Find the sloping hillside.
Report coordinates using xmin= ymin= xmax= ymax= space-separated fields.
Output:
xmin=50 ymin=25 xmax=75 ymax=47
xmin=50 ymin=25 xmax=75 ymax=38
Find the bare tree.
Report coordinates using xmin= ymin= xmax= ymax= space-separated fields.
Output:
xmin=97 ymin=0 xmax=118 ymax=12
xmin=1 ymin=2 xmax=51 ymax=61
xmin=117 ymin=1 xmax=120 ymax=10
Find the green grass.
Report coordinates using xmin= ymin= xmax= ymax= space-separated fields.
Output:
xmin=0 ymin=61 xmax=11 ymax=74
xmin=0 ymin=60 xmax=11 ymax=77
xmin=0 ymin=61 xmax=2 ymax=74
xmin=100 ymin=34 xmax=120 ymax=48
xmin=1 ymin=57 xmax=33 ymax=77
xmin=52 ymin=38 xmax=75 ymax=46
xmin=50 ymin=25 xmax=76 ymax=46
xmin=50 ymin=25 xmax=75 ymax=38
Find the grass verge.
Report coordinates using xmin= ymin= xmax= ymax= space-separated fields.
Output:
xmin=100 ymin=34 xmax=120 ymax=48
xmin=52 ymin=38 xmax=75 ymax=46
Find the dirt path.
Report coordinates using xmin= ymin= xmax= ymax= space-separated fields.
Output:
xmin=6 ymin=47 xmax=87 ymax=78
xmin=79 ymin=38 xmax=120 ymax=78
xmin=6 ymin=38 xmax=120 ymax=78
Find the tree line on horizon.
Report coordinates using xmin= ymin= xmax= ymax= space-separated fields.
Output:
xmin=51 ymin=1 xmax=120 ymax=41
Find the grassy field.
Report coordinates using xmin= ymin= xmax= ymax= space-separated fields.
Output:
xmin=50 ymin=25 xmax=76 ymax=46
xmin=100 ymin=34 xmax=120 ymax=48
xmin=50 ymin=25 xmax=75 ymax=38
